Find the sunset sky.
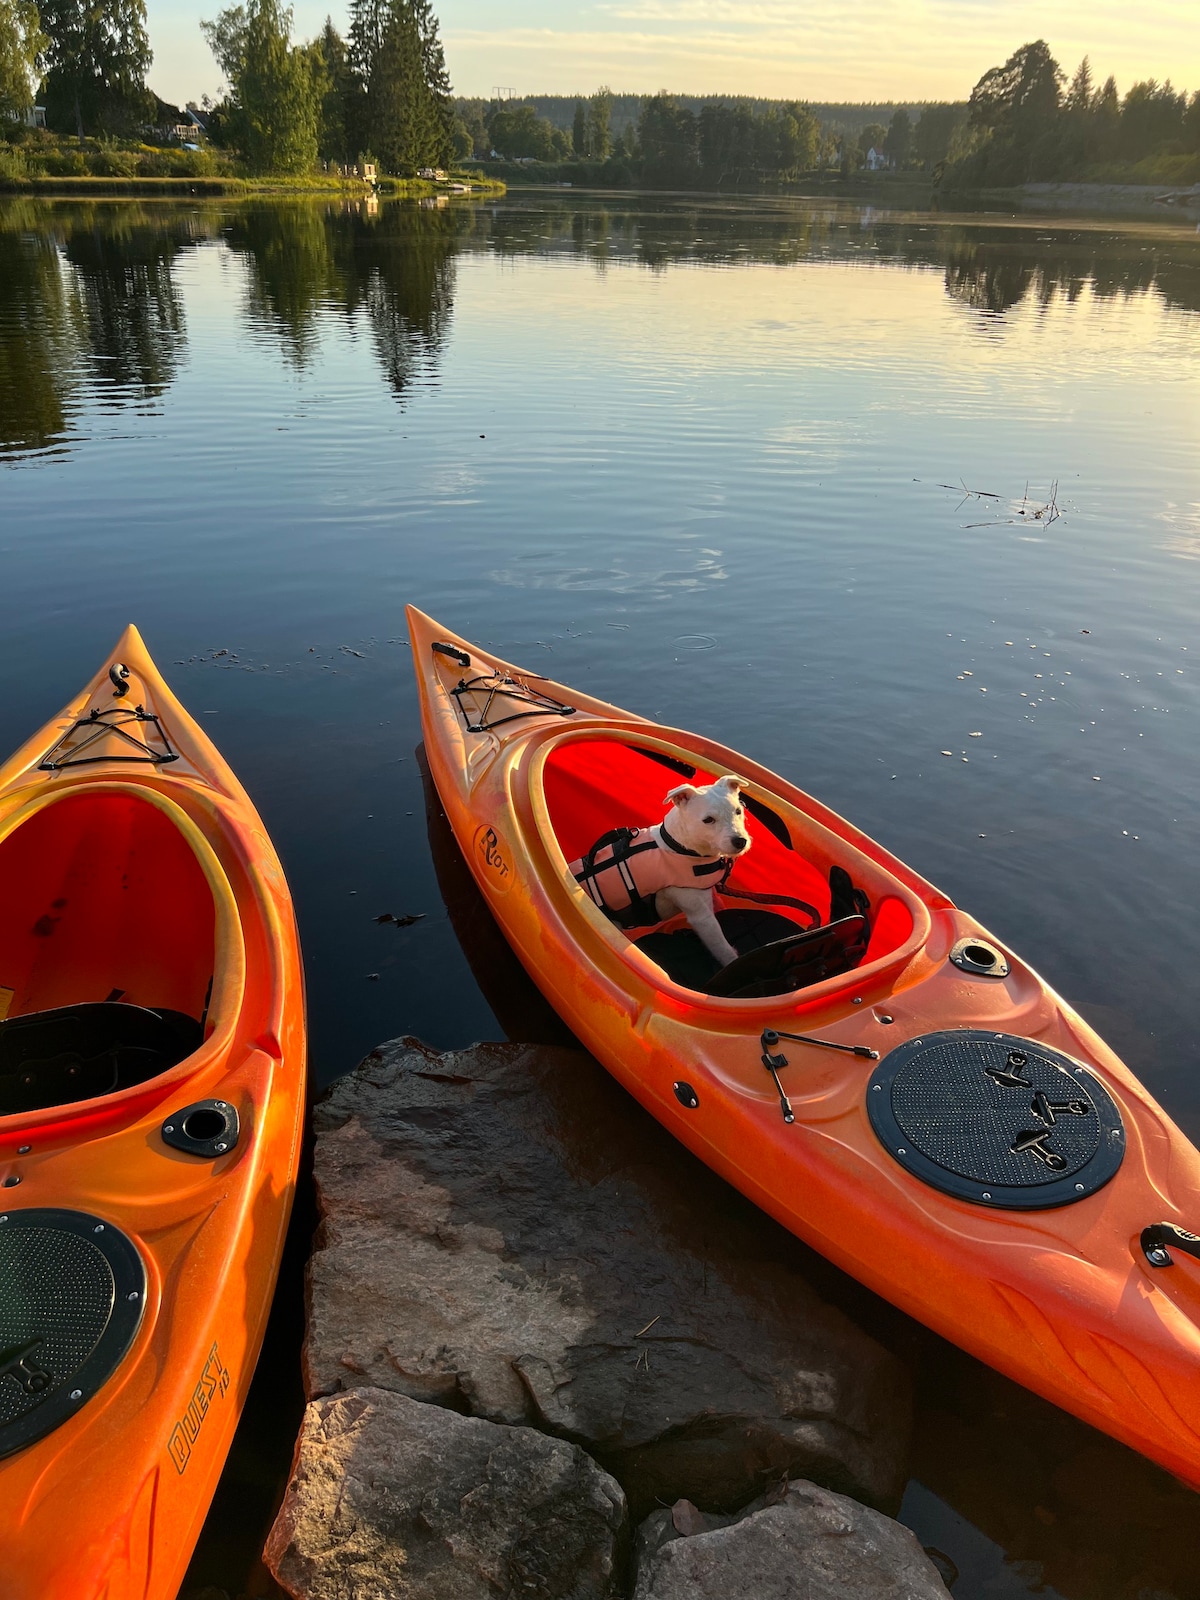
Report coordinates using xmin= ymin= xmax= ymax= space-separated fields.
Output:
xmin=148 ymin=0 xmax=1198 ymax=110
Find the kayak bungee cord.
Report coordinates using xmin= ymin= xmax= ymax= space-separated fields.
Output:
xmin=450 ymin=671 xmax=577 ymax=734
xmin=760 ymin=1027 xmax=880 ymax=1124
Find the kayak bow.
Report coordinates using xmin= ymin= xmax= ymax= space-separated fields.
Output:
xmin=409 ymin=605 xmax=1200 ymax=1490
xmin=0 ymin=627 xmax=306 ymax=1600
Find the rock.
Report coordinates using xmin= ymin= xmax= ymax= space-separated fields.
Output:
xmin=306 ymin=1037 xmax=911 ymax=1519
xmin=264 ymin=1387 xmax=626 ymax=1600
xmin=633 ymin=1479 xmax=953 ymax=1599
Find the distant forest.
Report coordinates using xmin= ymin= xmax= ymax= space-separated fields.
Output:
xmin=455 ymin=43 xmax=1199 ymax=192
xmin=480 ymin=95 xmax=927 ymax=140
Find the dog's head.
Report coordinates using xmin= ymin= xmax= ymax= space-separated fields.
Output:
xmin=664 ymin=775 xmax=752 ymax=859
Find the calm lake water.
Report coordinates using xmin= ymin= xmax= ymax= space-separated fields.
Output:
xmin=3 ymin=191 xmax=1200 ymax=1599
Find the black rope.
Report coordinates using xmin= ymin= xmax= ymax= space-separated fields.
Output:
xmin=760 ymin=1027 xmax=879 ymax=1125
xmin=450 ymin=673 xmax=577 ymax=733
xmin=39 ymin=706 xmax=178 ymax=770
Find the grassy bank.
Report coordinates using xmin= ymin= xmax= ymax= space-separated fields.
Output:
xmin=0 ymin=172 xmax=506 ymax=198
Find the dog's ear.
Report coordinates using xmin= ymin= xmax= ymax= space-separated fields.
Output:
xmin=665 ymin=783 xmax=699 ymax=808
xmin=718 ymin=774 xmax=749 ymax=794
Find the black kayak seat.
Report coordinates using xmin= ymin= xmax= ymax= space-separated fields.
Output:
xmin=637 ymin=908 xmax=868 ymax=998
xmin=0 ymin=1002 xmax=203 ymax=1116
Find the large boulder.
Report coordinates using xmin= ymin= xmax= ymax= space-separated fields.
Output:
xmin=306 ymin=1037 xmax=911 ymax=1519
xmin=633 ymin=1479 xmax=952 ymax=1599
xmin=264 ymin=1386 xmax=627 ymax=1600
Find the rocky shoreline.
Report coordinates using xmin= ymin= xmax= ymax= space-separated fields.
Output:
xmin=259 ymin=1036 xmax=954 ymax=1598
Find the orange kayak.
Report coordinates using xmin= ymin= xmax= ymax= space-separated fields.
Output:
xmin=0 ymin=628 xmax=305 ymax=1600
xmin=409 ymin=605 xmax=1200 ymax=1489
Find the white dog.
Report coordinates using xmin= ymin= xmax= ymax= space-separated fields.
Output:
xmin=570 ymin=775 xmax=752 ymax=967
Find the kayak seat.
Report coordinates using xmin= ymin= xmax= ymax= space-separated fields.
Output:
xmin=635 ymin=910 xmax=797 ymax=991
xmin=0 ymin=1001 xmax=203 ymax=1116
xmin=636 ymin=910 xmax=868 ymax=998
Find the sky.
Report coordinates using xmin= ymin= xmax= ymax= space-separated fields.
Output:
xmin=149 ymin=0 xmax=1198 ymax=110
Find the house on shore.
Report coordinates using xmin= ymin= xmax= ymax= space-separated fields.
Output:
xmin=3 ymin=106 xmax=46 ymax=129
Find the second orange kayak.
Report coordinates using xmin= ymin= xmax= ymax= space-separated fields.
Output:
xmin=0 ymin=628 xmax=306 ymax=1600
xmin=409 ymin=604 xmax=1200 ymax=1491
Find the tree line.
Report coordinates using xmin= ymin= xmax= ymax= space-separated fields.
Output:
xmin=0 ymin=0 xmax=152 ymax=138
xmin=0 ymin=0 xmax=460 ymax=176
xmin=947 ymin=41 xmax=1200 ymax=186
xmin=202 ymin=0 xmax=456 ymax=175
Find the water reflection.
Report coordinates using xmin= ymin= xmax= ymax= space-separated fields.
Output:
xmin=221 ymin=202 xmax=462 ymax=396
xmin=0 ymin=210 xmax=80 ymax=457
xmin=60 ymin=209 xmax=191 ymax=403
xmin=3 ymin=196 xmax=1197 ymax=466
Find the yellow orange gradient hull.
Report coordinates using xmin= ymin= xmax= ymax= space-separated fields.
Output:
xmin=409 ymin=604 xmax=1200 ymax=1492
xmin=0 ymin=628 xmax=306 ymax=1600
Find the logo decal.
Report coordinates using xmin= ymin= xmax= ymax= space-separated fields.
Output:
xmin=473 ymin=824 xmax=514 ymax=893
xmin=167 ymin=1342 xmax=231 ymax=1474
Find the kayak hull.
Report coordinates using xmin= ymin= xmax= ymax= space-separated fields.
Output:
xmin=0 ymin=629 xmax=306 ymax=1600
xmin=409 ymin=605 xmax=1200 ymax=1492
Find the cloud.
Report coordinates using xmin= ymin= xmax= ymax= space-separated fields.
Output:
xmin=446 ymin=0 xmax=1198 ymax=99
xmin=145 ymin=0 xmax=1197 ymax=110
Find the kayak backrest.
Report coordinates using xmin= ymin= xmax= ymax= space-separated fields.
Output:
xmin=0 ymin=1001 xmax=203 ymax=1115
xmin=541 ymin=736 xmax=919 ymax=988
xmin=543 ymin=738 xmax=835 ymax=923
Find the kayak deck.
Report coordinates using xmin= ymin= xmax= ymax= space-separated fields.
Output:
xmin=409 ymin=605 xmax=1200 ymax=1493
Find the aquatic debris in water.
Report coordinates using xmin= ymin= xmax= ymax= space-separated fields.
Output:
xmin=937 ymin=477 xmax=1063 ymax=529
xmin=375 ymin=912 xmax=426 ymax=928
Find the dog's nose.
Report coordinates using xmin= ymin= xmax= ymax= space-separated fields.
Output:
xmin=732 ymin=836 xmax=748 ymax=852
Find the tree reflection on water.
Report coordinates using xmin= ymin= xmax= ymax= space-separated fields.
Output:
xmin=2 ymin=195 xmax=1197 ymax=464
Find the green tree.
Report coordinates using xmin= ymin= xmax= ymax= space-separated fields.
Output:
xmin=349 ymin=0 xmax=453 ymax=173
xmin=1185 ymin=91 xmax=1200 ymax=153
xmin=40 ymin=0 xmax=154 ymax=138
xmin=588 ymin=85 xmax=612 ymax=160
xmin=315 ymin=18 xmax=357 ymax=164
xmin=913 ymin=103 xmax=966 ymax=167
xmin=637 ymin=93 xmax=698 ymax=182
xmin=202 ymin=0 xmax=321 ymax=174
xmin=412 ymin=0 xmax=454 ymax=166
xmin=1120 ymin=79 xmax=1187 ymax=160
xmin=968 ymin=40 xmax=1063 ymax=141
xmin=777 ymin=102 xmax=818 ymax=174
xmin=572 ymin=98 xmax=585 ymax=156
xmin=857 ymin=121 xmax=886 ymax=158
xmin=487 ymin=102 xmax=566 ymax=161
xmin=0 ymin=0 xmax=45 ymax=120
xmin=1065 ymin=55 xmax=1093 ymax=114
xmin=884 ymin=108 xmax=911 ymax=166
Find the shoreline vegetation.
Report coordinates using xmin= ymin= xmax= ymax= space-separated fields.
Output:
xmin=1 ymin=0 xmax=1195 ymax=215
xmin=0 ymin=168 xmax=505 ymax=196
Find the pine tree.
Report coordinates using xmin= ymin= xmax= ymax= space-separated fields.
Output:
xmin=369 ymin=1 xmax=426 ymax=172
xmin=588 ymin=86 xmax=612 ymax=160
xmin=315 ymin=17 xmax=358 ymax=164
xmin=412 ymin=0 xmax=453 ymax=166
xmin=1065 ymin=56 xmax=1093 ymax=114
xmin=40 ymin=0 xmax=154 ymax=138
xmin=356 ymin=0 xmax=452 ymax=173
xmin=0 ymin=0 xmax=45 ymax=119
xmin=572 ymin=99 xmax=586 ymax=156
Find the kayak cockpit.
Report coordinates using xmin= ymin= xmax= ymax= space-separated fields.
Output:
xmin=0 ymin=788 xmax=216 ymax=1115
xmin=541 ymin=736 xmax=917 ymax=999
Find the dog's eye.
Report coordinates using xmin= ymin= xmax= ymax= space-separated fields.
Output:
xmin=702 ymin=816 xmax=715 ymax=825
xmin=734 ymin=808 xmax=743 ymax=816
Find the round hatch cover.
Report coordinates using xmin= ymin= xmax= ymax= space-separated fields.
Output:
xmin=867 ymin=1031 xmax=1125 ymax=1209
xmin=0 ymin=1209 xmax=146 ymax=1459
